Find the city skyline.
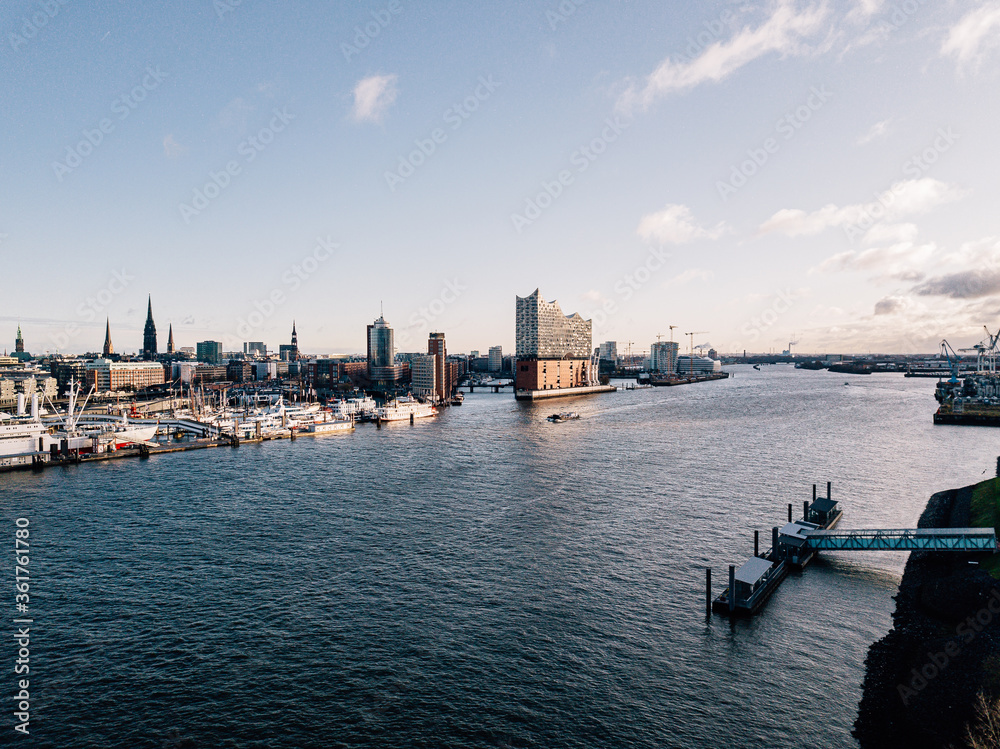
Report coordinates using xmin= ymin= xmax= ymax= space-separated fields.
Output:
xmin=3 ymin=2 xmax=1000 ymax=355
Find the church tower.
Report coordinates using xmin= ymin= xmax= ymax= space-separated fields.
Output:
xmin=15 ymin=325 xmax=24 ymax=353
xmin=167 ymin=324 xmax=175 ymax=355
xmin=103 ymin=319 xmax=114 ymax=357
xmin=142 ymin=295 xmax=157 ymax=359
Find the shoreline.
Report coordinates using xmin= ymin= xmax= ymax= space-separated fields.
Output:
xmin=854 ymin=482 xmax=999 ymax=747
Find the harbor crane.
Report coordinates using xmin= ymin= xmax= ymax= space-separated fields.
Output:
xmin=940 ymin=339 xmax=962 ymax=382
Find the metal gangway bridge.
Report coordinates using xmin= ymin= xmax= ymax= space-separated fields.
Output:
xmin=801 ymin=527 xmax=997 ymax=552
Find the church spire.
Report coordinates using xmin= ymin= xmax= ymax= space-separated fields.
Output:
xmin=103 ymin=318 xmax=114 ymax=356
xmin=142 ymin=294 xmax=157 ymax=359
xmin=167 ymin=323 xmax=174 ymax=355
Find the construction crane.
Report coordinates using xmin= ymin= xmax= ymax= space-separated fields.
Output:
xmin=669 ymin=325 xmax=677 ymax=342
xmin=685 ymin=331 xmax=708 ymax=376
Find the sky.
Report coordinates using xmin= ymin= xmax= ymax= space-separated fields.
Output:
xmin=3 ymin=0 xmax=1000 ymax=358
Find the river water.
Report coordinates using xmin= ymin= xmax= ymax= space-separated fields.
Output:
xmin=2 ymin=365 xmax=996 ymax=748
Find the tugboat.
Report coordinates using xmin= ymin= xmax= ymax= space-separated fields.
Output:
xmin=546 ymin=412 xmax=580 ymax=422
xmin=450 ymin=392 xmax=464 ymax=406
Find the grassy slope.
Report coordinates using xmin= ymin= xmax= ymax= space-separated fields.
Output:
xmin=970 ymin=477 xmax=1000 ymax=577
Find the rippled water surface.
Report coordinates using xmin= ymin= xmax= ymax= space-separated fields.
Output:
xmin=3 ymin=366 xmax=997 ymax=748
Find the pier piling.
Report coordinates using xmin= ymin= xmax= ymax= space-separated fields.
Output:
xmin=813 ymin=484 xmax=817 ymax=501
xmin=803 ymin=500 xmax=809 ymax=522
xmin=705 ymin=568 xmax=711 ymax=615
xmin=827 ymin=481 xmax=832 ymax=500
xmin=787 ymin=503 xmax=792 ymax=522
xmin=728 ymin=565 xmax=735 ymax=614
xmin=772 ymin=527 xmax=779 ymax=558
xmin=754 ymin=530 xmax=759 ymax=558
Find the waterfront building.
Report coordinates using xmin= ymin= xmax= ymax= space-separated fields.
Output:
xmin=676 ymin=355 xmax=722 ymax=375
xmin=0 ymin=371 xmax=57 ymax=408
xmin=367 ymin=313 xmax=408 ymax=389
xmin=86 ymin=359 xmax=165 ymax=392
xmin=428 ymin=332 xmax=453 ymax=401
xmin=488 ymin=345 xmax=503 ymax=372
xmin=196 ymin=340 xmax=222 ymax=364
xmin=651 ymin=341 xmax=679 ymax=374
xmin=103 ymin=319 xmax=115 ymax=357
xmin=142 ymin=295 xmax=157 ymax=360
xmin=515 ymin=289 xmax=598 ymax=394
xmin=367 ymin=314 xmax=394 ymax=370
xmin=411 ymin=354 xmax=438 ymax=400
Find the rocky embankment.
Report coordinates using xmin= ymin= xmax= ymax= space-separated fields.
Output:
xmin=855 ymin=485 xmax=1000 ymax=748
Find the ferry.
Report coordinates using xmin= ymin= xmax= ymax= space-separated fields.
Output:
xmin=375 ymin=399 xmax=437 ymax=422
xmin=298 ymin=419 xmax=354 ymax=435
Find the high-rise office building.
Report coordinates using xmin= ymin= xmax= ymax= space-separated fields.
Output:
xmin=488 ymin=345 xmax=502 ymax=372
xmin=244 ymin=342 xmax=267 ymax=357
xmin=367 ymin=315 xmax=394 ymax=370
xmin=428 ymin=332 xmax=451 ymax=401
xmin=650 ymin=341 xmax=679 ymax=374
xmin=599 ymin=341 xmax=617 ymax=361
xmin=196 ymin=340 xmax=222 ymax=364
xmin=142 ymin=295 xmax=157 ymax=360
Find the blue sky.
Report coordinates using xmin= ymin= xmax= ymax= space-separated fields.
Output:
xmin=3 ymin=0 xmax=1000 ymax=357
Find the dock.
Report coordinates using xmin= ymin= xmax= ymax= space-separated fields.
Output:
xmin=707 ymin=482 xmax=999 ymax=617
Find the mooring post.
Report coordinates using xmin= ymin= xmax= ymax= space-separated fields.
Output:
xmin=813 ymin=484 xmax=817 ymax=501
xmin=787 ymin=503 xmax=792 ymax=522
xmin=728 ymin=565 xmax=736 ymax=614
xmin=772 ymin=527 xmax=779 ymax=559
xmin=706 ymin=568 xmax=712 ymax=614
xmin=827 ymin=481 xmax=832 ymax=500
xmin=754 ymin=530 xmax=759 ymax=558
xmin=803 ymin=500 xmax=810 ymax=522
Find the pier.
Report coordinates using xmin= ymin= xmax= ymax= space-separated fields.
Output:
xmin=707 ymin=483 xmax=1000 ymax=617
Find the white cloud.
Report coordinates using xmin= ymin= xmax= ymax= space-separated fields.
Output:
xmin=351 ymin=74 xmax=399 ymax=124
xmin=856 ymin=118 xmax=892 ymax=145
xmin=758 ymin=178 xmax=967 ymax=237
xmin=636 ymin=204 xmax=727 ymax=244
xmin=861 ymin=222 xmax=918 ymax=245
xmin=942 ymin=3 xmax=1000 ymax=71
xmin=616 ymin=1 xmax=827 ymax=112
xmin=665 ymin=268 xmax=714 ymax=286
